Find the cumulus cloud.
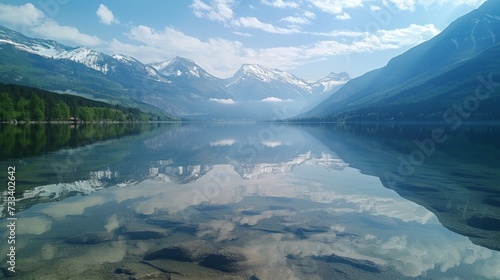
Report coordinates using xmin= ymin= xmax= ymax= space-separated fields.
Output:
xmin=384 ymin=0 xmax=487 ymax=11
xmin=31 ymin=20 xmax=103 ymax=46
xmin=0 ymin=3 xmax=102 ymax=47
xmin=110 ymin=23 xmax=439 ymax=78
xmin=260 ymin=0 xmax=300 ymax=8
xmin=384 ymin=0 xmax=417 ymax=11
xmin=261 ymin=97 xmax=293 ymax=102
xmin=96 ymin=4 xmax=119 ymax=25
xmin=280 ymin=16 xmax=311 ymax=25
xmin=232 ymin=16 xmax=300 ymax=34
xmin=307 ymin=0 xmax=363 ymax=15
xmin=191 ymin=0 xmax=234 ymax=23
xmin=336 ymin=12 xmax=351 ymax=20
xmin=0 ymin=3 xmax=44 ymax=26
xmin=191 ymin=0 xmax=299 ymax=34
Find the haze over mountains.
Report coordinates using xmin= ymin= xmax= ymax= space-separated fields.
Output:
xmin=1 ymin=0 xmax=499 ymax=122
xmin=0 ymin=25 xmax=349 ymax=121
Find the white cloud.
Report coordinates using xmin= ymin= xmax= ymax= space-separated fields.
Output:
xmin=336 ymin=12 xmax=351 ymax=20
xmin=370 ymin=5 xmax=382 ymax=11
xmin=0 ymin=3 xmax=44 ymax=26
xmin=31 ymin=20 xmax=103 ymax=46
xmin=314 ymin=30 xmax=365 ymax=37
xmin=191 ymin=0 xmax=234 ymax=23
xmin=233 ymin=17 xmax=300 ymax=34
xmin=312 ymin=23 xmax=439 ymax=51
xmin=210 ymin=98 xmax=236 ymax=104
xmin=260 ymin=0 xmax=300 ymax=8
xmin=261 ymin=97 xmax=293 ymax=102
xmin=383 ymin=0 xmax=486 ymax=11
xmin=307 ymin=0 xmax=363 ymax=14
xmin=210 ymin=139 xmax=236 ymax=146
xmin=0 ymin=3 xmax=102 ymax=47
xmin=191 ymin=0 xmax=301 ymax=34
xmin=233 ymin=31 xmax=254 ymax=37
xmin=304 ymin=11 xmax=316 ymax=19
xmin=376 ymin=23 xmax=439 ymax=46
xmin=96 ymin=4 xmax=119 ymax=25
xmin=384 ymin=0 xmax=416 ymax=11
xmin=110 ymin=23 xmax=439 ymax=78
xmin=280 ymin=16 xmax=311 ymax=25
xmin=261 ymin=141 xmax=283 ymax=147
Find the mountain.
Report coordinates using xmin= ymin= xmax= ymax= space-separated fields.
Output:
xmin=311 ymin=72 xmax=350 ymax=94
xmin=0 ymin=24 xmax=350 ymax=120
xmin=223 ymin=65 xmax=350 ymax=117
xmin=150 ymin=57 xmax=217 ymax=80
xmin=226 ymin=64 xmax=312 ymax=102
xmin=302 ymin=0 xmax=500 ymax=122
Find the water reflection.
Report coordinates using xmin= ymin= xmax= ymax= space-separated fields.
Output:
xmin=1 ymin=123 xmax=500 ymax=279
xmin=301 ymin=123 xmax=500 ymax=252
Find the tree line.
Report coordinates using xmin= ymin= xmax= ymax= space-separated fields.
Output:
xmin=0 ymin=83 xmax=170 ymax=122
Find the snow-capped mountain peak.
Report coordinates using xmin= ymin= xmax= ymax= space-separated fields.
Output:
xmin=149 ymin=60 xmax=171 ymax=71
xmin=149 ymin=56 xmax=214 ymax=79
xmin=112 ymin=54 xmax=139 ymax=64
xmin=56 ymin=47 xmax=110 ymax=74
xmin=0 ymin=25 xmax=71 ymax=58
xmin=312 ymin=72 xmax=351 ymax=93
xmin=233 ymin=64 xmax=311 ymax=91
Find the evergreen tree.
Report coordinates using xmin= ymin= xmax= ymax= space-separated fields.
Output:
xmin=50 ymin=101 xmax=70 ymax=121
xmin=30 ymin=94 xmax=46 ymax=121
xmin=16 ymin=97 xmax=30 ymax=122
xmin=0 ymin=93 xmax=14 ymax=121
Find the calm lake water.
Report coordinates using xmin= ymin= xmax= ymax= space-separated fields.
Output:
xmin=1 ymin=123 xmax=500 ymax=279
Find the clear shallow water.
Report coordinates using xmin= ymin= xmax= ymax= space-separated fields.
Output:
xmin=1 ymin=123 xmax=500 ymax=279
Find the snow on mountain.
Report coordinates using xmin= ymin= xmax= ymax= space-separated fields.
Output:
xmin=149 ymin=60 xmax=171 ymax=72
xmin=149 ymin=56 xmax=216 ymax=79
xmin=0 ymin=24 xmax=354 ymax=120
xmin=56 ymin=47 xmax=110 ymax=74
xmin=230 ymin=64 xmax=312 ymax=92
xmin=312 ymin=72 xmax=351 ymax=93
xmin=0 ymin=26 xmax=70 ymax=58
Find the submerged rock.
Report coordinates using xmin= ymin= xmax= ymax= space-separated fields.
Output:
xmin=113 ymin=263 xmax=170 ymax=280
xmin=66 ymin=231 xmax=113 ymax=244
xmin=313 ymin=254 xmax=382 ymax=273
xmin=119 ymin=224 xmax=168 ymax=240
xmin=146 ymin=216 xmax=184 ymax=228
xmin=143 ymin=240 xmax=213 ymax=262
xmin=199 ymin=247 xmax=254 ymax=272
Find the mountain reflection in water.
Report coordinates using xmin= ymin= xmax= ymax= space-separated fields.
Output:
xmin=1 ymin=123 xmax=499 ymax=279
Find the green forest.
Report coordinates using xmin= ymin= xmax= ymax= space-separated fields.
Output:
xmin=0 ymin=83 xmax=173 ymax=122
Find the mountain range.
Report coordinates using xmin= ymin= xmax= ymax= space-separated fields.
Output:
xmin=301 ymin=0 xmax=500 ymax=122
xmin=1 ymin=0 xmax=499 ymax=122
xmin=0 ymin=25 xmax=349 ymax=121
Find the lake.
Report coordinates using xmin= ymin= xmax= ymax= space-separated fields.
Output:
xmin=1 ymin=123 xmax=500 ymax=279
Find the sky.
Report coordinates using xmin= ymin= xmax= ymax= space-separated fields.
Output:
xmin=0 ymin=0 xmax=488 ymax=80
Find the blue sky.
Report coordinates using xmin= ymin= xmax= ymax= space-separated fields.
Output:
xmin=0 ymin=0 xmax=487 ymax=80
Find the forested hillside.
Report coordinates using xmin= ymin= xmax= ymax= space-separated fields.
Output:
xmin=0 ymin=83 xmax=175 ymax=122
